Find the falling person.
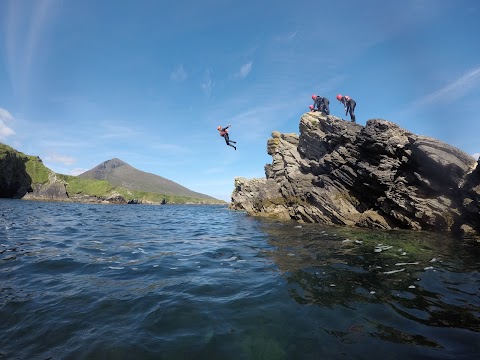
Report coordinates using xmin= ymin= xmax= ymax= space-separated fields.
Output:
xmin=217 ymin=124 xmax=237 ymax=150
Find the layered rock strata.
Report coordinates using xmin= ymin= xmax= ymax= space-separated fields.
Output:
xmin=230 ymin=112 xmax=480 ymax=235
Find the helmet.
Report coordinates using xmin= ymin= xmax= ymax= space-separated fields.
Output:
xmin=336 ymin=94 xmax=342 ymax=101
xmin=312 ymin=94 xmax=316 ymax=100
xmin=217 ymin=126 xmax=222 ymax=130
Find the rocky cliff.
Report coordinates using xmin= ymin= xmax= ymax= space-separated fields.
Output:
xmin=230 ymin=112 xmax=480 ymax=236
xmin=0 ymin=144 xmax=68 ymax=200
xmin=0 ymin=144 xmax=128 ymax=204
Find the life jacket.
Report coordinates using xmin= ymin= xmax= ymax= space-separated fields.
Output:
xmin=219 ymin=129 xmax=228 ymax=136
xmin=345 ymin=96 xmax=351 ymax=101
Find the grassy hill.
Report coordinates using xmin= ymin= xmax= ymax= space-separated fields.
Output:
xmin=0 ymin=143 xmax=225 ymax=204
xmin=77 ymin=158 xmax=218 ymax=201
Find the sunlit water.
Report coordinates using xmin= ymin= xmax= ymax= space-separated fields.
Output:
xmin=1 ymin=199 xmax=479 ymax=359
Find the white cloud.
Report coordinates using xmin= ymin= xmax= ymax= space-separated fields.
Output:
xmin=70 ymin=168 xmax=88 ymax=176
xmin=472 ymin=153 xmax=480 ymax=160
xmin=170 ymin=65 xmax=187 ymax=81
xmin=0 ymin=122 xmax=15 ymax=139
xmin=414 ymin=67 xmax=480 ymax=107
xmin=0 ymin=107 xmax=15 ymax=139
xmin=45 ymin=153 xmax=76 ymax=165
xmin=234 ymin=62 xmax=253 ymax=79
xmin=0 ymin=108 xmax=14 ymax=122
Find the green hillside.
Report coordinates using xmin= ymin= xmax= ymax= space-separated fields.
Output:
xmin=1 ymin=143 xmax=225 ymax=204
xmin=78 ymin=158 xmax=219 ymax=201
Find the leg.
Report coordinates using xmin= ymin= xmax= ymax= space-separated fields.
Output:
xmin=350 ymin=101 xmax=356 ymax=122
xmin=324 ymin=99 xmax=330 ymax=115
xmin=224 ymin=134 xmax=236 ymax=149
xmin=225 ymin=133 xmax=236 ymax=143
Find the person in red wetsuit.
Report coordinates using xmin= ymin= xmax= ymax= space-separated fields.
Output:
xmin=217 ymin=124 xmax=237 ymax=150
xmin=336 ymin=94 xmax=356 ymax=122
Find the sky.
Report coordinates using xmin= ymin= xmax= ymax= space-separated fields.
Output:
xmin=1 ymin=0 xmax=479 ymax=202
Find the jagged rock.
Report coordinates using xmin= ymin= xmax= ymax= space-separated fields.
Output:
xmin=23 ymin=172 xmax=69 ymax=201
xmin=0 ymin=148 xmax=69 ymax=200
xmin=103 ymin=192 xmax=127 ymax=204
xmin=230 ymin=112 xmax=480 ymax=235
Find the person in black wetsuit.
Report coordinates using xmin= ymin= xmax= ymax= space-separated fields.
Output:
xmin=336 ymin=94 xmax=356 ymax=122
xmin=311 ymin=94 xmax=330 ymax=115
xmin=217 ymin=124 xmax=237 ymax=150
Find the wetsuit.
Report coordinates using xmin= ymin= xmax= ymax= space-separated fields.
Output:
xmin=340 ymin=96 xmax=356 ymax=122
xmin=219 ymin=126 xmax=237 ymax=150
xmin=313 ymin=96 xmax=330 ymax=115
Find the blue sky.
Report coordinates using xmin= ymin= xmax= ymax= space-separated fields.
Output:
xmin=1 ymin=0 xmax=479 ymax=201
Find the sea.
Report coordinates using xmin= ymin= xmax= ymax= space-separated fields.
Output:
xmin=0 ymin=199 xmax=479 ymax=360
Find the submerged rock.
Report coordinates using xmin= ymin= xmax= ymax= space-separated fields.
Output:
xmin=231 ymin=112 xmax=480 ymax=235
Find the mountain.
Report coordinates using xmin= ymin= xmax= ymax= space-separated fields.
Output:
xmin=78 ymin=158 xmax=218 ymax=201
xmin=1 ymin=144 xmax=223 ymax=204
xmin=230 ymin=112 xmax=480 ymax=236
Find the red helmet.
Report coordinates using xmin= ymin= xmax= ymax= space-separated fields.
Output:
xmin=312 ymin=94 xmax=316 ymax=100
xmin=217 ymin=126 xmax=222 ymax=130
xmin=336 ymin=94 xmax=342 ymax=101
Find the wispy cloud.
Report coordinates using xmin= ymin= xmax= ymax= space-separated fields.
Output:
xmin=274 ymin=30 xmax=298 ymax=43
xmin=201 ymin=69 xmax=214 ymax=97
xmin=44 ymin=153 xmax=76 ymax=165
xmin=97 ymin=122 xmax=144 ymax=139
xmin=234 ymin=62 xmax=253 ymax=79
xmin=0 ymin=107 xmax=16 ymax=139
xmin=3 ymin=0 xmax=59 ymax=95
xmin=70 ymin=168 xmax=88 ymax=176
xmin=414 ymin=67 xmax=480 ymax=107
xmin=170 ymin=64 xmax=187 ymax=81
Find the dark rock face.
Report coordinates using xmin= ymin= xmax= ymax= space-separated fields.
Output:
xmin=231 ymin=112 xmax=480 ymax=235
xmin=0 ymin=152 xmax=32 ymax=198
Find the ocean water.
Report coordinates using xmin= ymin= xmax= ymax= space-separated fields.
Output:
xmin=0 ymin=199 xmax=479 ymax=360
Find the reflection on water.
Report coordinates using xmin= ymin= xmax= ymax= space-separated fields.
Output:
xmin=262 ymin=221 xmax=480 ymax=355
xmin=0 ymin=199 xmax=479 ymax=359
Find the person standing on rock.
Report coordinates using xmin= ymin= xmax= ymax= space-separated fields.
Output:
xmin=311 ymin=94 xmax=330 ymax=115
xmin=217 ymin=124 xmax=237 ymax=150
xmin=336 ymin=94 xmax=356 ymax=122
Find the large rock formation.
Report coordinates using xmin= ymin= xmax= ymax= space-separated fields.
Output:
xmin=230 ymin=112 xmax=480 ymax=235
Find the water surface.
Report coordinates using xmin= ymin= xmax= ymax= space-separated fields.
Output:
xmin=0 ymin=199 xmax=479 ymax=359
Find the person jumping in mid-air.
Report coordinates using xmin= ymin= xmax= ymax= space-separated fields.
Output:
xmin=336 ymin=94 xmax=356 ymax=122
xmin=217 ymin=124 xmax=237 ymax=150
xmin=311 ymin=94 xmax=330 ymax=115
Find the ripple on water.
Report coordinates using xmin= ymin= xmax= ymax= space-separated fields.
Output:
xmin=0 ymin=200 xmax=479 ymax=360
